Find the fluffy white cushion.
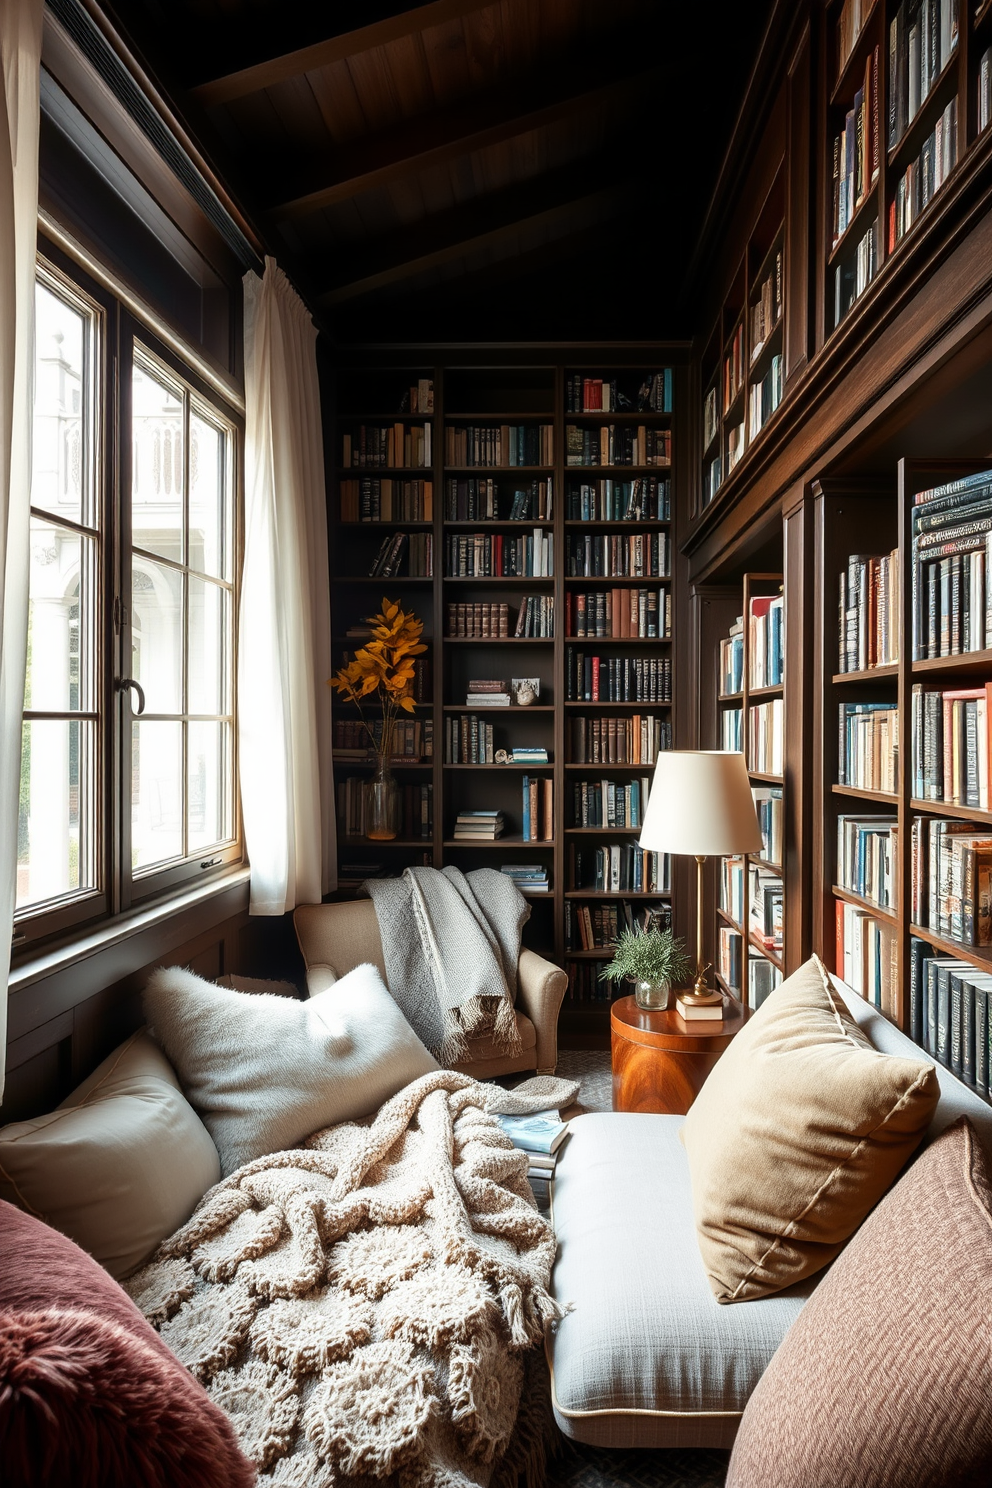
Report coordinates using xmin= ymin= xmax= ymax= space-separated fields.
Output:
xmin=0 ymin=1031 xmax=220 ymax=1279
xmin=143 ymin=963 xmax=438 ymax=1176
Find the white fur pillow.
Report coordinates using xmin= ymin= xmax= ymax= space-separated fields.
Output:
xmin=143 ymin=963 xmax=438 ymax=1176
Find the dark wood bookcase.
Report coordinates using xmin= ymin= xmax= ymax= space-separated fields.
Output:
xmin=812 ymin=460 xmax=992 ymax=1105
xmin=328 ymin=353 xmax=684 ymax=1044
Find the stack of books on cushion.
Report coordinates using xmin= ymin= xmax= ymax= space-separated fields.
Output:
xmin=500 ymin=863 xmax=550 ymax=893
xmin=453 ymin=809 xmax=504 ymax=840
xmin=466 ymin=678 xmax=512 ymax=707
xmin=495 ymin=1110 xmax=569 ymax=1207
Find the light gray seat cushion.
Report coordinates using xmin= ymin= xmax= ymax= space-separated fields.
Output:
xmin=548 ymin=1113 xmax=817 ymax=1449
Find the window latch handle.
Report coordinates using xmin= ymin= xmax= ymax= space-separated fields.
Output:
xmin=200 ymin=856 xmax=221 ymax=870
xmin=117 ymin=677 xmax=146 ymax=716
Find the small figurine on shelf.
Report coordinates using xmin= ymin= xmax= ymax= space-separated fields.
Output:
xmin=599 ymin=926 xmax=693 ymax=1012
xmin=512 ymin=676 xmax=540 ymax=706
xmin=329 ymin=598 xmax=426 ymax=841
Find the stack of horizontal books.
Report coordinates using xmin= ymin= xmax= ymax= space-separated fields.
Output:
xmin=501 ymin=863 xmax=550 ymax=893
xmin=453 ymin=810 xmax=504 ymax=840
xmin=495 ymin=1110 xmax=569 ymax=1208
xmin=466 ymin=679 xmax=511 ymax=707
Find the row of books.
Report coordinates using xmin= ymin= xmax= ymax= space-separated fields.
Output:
xmin=446 ymin=602 xmax=511 ymax=638
xmin=340 ymin=478 xmax=433 ymax=522
xmin=565 ymin=370 xmax=672 ymax=413
xmin=911 ymin=467 xmax=992 ymax=659
xmin=838 ymin=702 xmax=900 ymax=793
xmin=751 ymin=867 xmax=784 ymax=951
xmin=723 ymin=322 xmax=745 ymax=413
xmin=835 ymin=0 xmax=876 ymax=85
xmin=721 ymin=938 xmax=787 ymax=1008
xmin=831 ymin=46 xmax=880 ymax=249
xmin=444 ymin=424 xmax=553 ymax=468
xmin=747 ymin=354 xmax=784 ymax=440
xmin=565 ymin=962 xmax=615 ymax=1002
xmin=571 ymin=844 xmax=670 ymax=894
xmin=369 ymin=532 xmax=432 ymax=578
xmin=565 ymin=589 xmax=670 ymax=640
xmin=749 ymin=699 xmax=784 ymax=776
xmin=332 ymin=718 xmax=432 ymax=760
xmin=569 ymin=714 xmax=671 ymax=766
xmin=835 ymin=899 xmax=898 ymax=1017
xmin=721 ymin=706 xmax=743 ymax=751
xmin=703 ymin=453 xmax=722 ymax=504
xmin=501 ymin=863 xmax=549 ymax=894
xmin=342 ymin=423 xmax=431 ymax=469
xmin=566 ymin=532 xmax=670 ymax=579
xmin=446 ymin=531 xmax=552 ymax=577
xmin=750 ymin=249 xmax=783 ymax=363
xmin=399 ymin=378 xmax=434 ymax=414
xmin=565 ymin=426 xmax=671 ymax=468
xmin=721 ymin=857 xmax=746 ymax=925
xmin=564 ymin=899 xmax=672 ymax=955
xmin=571 ymin=776 xmax=651 ymax=830
xmin=910 ymin=816 xmax=992 ymax=944
xmin=565 ymin=476 xmax=670 ymax=522
xmin=907 ymin=938 xmax=992 ymax=1095
xmin=719 ymin=620 xmax=744 ymax=695
xmin=887 ymin=0 xmax=958 ymax=152
xmin=754 ymin=786 xmax=784 ymax=864
xmin=444 ymin=477 xmax=552 ymax=522
xmin=444 ymin=715 xmax=496 ymax=765
xmin=337 ymin=779 xmax=433 ymax=839
xmin=516 ymin=595 xmax=555 ymax=637
xmin=911 ymin=684 xmax=991 ymax=807
xmin=566 ymin=652 xmax=672 ymax=703
xmin=888 ymin=97 xmax=957 ymax=251
xmin=749 ymin=594 xmax=785 ymax=688
xmin=726 ymin=421 xmax=745 ymax=475
xmin=833 ymin=217 xmax=878 ymax=326
xmin=838 ymin=549 xmax=899 ymax=672
xmin=837 ymin=814 xmax=897 ymax=909
xmin=521 ymin=777 xmax=554 ymax=842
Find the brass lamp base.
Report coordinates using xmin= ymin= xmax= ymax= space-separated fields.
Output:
xmin=679 ymin=964 xmax=723 ymax=1007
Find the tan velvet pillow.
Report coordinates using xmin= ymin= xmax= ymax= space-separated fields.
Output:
xmin=0 ymin=1031 xmax=220 ymax=1279
xmin=680 ymin=954 xmax=939 ymax=1303
xmin=727 ymin=1118 xmax=992 ymax=1487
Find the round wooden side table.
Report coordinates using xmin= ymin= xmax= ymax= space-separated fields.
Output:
xmin=610 ymin=994 xmax=751 ymax=1115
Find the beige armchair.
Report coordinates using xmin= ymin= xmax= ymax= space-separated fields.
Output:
xmin=294 ymin=900 xmax=567 ymax=1078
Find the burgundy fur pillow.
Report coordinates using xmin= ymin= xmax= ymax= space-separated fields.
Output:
xmin=727 ymin=1117 xmax=992 ymax=1488
xmin=0 ymin=1200 xmax=254 ymax=1488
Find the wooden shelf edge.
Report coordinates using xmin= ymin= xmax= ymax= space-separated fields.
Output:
xmin=910 ymin=798 xmax=992 ymax=824
xmin=832 ymin=782 xmax=900 ymax=805
xmin=832 ymin=884 xmax=897 ymax=922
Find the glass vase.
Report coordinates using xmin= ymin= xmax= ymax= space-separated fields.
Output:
xmin=634 ymin=977 xmax=671 ymax=1011
xmin=365 ymin=754 xmax=400 ymax=841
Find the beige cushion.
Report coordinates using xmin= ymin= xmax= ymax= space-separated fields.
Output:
xmin=681 ymin=954 xmax=939 ymax=1303
xmin=144 ymin=962 xmax=438 ymax=1177
xmin=727 ymin=1117 xmax=992 ymax=1487
xmin=0 ymin=1031 xmax=220 ymax=1279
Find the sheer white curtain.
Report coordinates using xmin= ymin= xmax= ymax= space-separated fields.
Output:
xmin=239 ymin=258 xmax=335 ymax=915
xmin=0 ymin=0 xmax=43 ymax=1093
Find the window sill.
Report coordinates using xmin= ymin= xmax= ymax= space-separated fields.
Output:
xmin=9 ymin=866 xmax=251 ymax=996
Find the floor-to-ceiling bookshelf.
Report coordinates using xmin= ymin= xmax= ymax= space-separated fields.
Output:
xmin=329 ymin=353 xmax=685 ymax=1044
xmin=713 ymin=572 xmax=787 ymax=1008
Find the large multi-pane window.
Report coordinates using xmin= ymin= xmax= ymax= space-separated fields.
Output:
xmin=15 ymin=252 xmax=242 ymax=949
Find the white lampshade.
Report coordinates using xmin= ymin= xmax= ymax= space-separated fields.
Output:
xmin=640 ymin=751 xmax=763 ymax=857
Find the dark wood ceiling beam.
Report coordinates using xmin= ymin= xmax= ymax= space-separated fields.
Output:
xmin=306 ymin=161 xmax=625 ymax=295
xmin=191 ymin=0 xmax=498 ymax=107
xmin=270 ymin=59 xmax=665 ymax=221
xmin=318 ymin=184 xmax=627 ymax=305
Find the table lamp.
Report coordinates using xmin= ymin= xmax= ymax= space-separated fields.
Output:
xmin=639 ymin=751 xmax=763 ymax=1006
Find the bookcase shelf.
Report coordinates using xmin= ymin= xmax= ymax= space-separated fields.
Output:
xmin=832 ymin=782 xmax=899 ymax=806
xmin=331 ymin=354 xmax=682 ymax=1045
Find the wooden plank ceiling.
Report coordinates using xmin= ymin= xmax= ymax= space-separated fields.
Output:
xmin=98 ymin=0 xmax=774 ymax=342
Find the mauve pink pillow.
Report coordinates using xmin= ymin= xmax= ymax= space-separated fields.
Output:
xmin=0 ymin=1199 xmax=255 ymax=1488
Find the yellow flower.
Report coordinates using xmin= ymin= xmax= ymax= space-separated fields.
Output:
xmin=329 ymin=601 xmax=427 ymax=749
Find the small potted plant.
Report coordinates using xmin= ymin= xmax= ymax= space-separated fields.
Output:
xmin=600 ymin=926 xmax=693 ymax=1011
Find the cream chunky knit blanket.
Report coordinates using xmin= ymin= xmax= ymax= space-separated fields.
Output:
xmin=125 ymin=1070 xmax=576 ymax=1488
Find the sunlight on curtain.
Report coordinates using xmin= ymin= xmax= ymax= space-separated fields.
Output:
xmin=239 ymin=259 xmax=334 ymax=915
xmin=0 ymin=0 xmax=43 ymax=1095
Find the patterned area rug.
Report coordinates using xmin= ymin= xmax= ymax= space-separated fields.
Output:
xmin=530 ymin=1051 xmax=731 ymax=1488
